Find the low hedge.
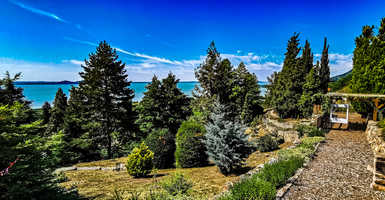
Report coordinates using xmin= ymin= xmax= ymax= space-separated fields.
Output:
xmin=278 ymin=137 xmax=324 ymax=160
xmin=223 ymin=136 xmax=324 ymax=200
xmin=220 ymin=177 xmax=276 ymax=200
xmin=255 ymin=157 xmax=304 ymax=188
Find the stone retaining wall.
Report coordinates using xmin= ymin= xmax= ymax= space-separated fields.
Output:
xmin=263 ymin=110 xmax=314 ymax=143
xmin=365 ymin=120 xmax=385 ymax=191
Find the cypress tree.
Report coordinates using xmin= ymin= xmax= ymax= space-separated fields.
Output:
xmin=268 ymin=33 xmax=302 ymax=118
xmin=42 ymin=101 xmax=51 ymax=124
xmin=319 ymin=38 xmax=330 ymax=93
xmin=78 ymin=41 xmax=135 ymax=158
xmin=46 ymin=88 xmax=67 ymax=134
xmin=298 ymin=62 xmax=322 ymax=117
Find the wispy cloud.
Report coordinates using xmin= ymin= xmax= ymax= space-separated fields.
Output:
xmin=0 ymin=58 xmax=82 ymax=81
xmin=62 ymin=59 xmax=84 ymax=65
xmin=64 ymin=37 xmax=184 ymax=65
xmin=9 ymin=0 xmax=68 ymax=23
xmin=315 ymin=53 xmax=353 ymax=76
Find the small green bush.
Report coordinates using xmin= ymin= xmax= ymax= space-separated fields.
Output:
xmin=145 ymin=129 xmax=175 ymax=169
xmin=296 ymin=124 xmax=325 ymax=137
xmin=379 ymin=119 xmax=385 ymax=128
xmin=298 ymin=137 xmax=325 ymax=150
xmin=227 ymin=177 xmax=276 ymax=200
xmin=175 ymin=120 xmax=208 ymax=168
xmin=255 ymin=157 xmax=304 ymax=188
xmin=161 ymin=173 xmax=193 ymax=196
xmin=126 ymin=142 xmax=154 ymax=178
xmin=255 ymin=135 xmax=279 ymax=152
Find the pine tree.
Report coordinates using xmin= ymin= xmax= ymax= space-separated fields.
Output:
xmin=231 ymin=62 xmax=263 ymax=123
xmin=136 ymin=73 xmax=190 ymax=136
xmin=42 ymin=101 xmax=51 ymax=124
xmin=59 ymin=86 xmax=99 ymax=164
xmin=319 ymin=38 xmax=330 ymax=93
xmin=159 ymin=72 xmax=191 ymax=135
xmin=78 ymin=41 xmax=135 ymax=158
xmin=0 ymin=102 xmax=80 ymax=200
xmin=204 ymin=101 xmax=253 ymax=175
xmin=0 ymin=71 xmax=29 ymax=106
xmin=195 ymin=41 xmax=221 ymax=98
xmin=136 ymin=75 xmax=163 ymax=136
xmin=46 ymin=88 xmax=67 ymax=134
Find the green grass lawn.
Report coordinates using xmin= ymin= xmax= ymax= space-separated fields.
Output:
xmin=61 ymin=142 xmax=292 ymax=200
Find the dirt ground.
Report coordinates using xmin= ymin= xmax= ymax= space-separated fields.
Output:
xmin=284 ymin=113 xmax=385 ymax=200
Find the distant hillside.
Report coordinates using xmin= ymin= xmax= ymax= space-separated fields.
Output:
xmin=14 ymin=80 xmax=79 ymax=85
xmin=329 ymin=70 xmax=353 ymax=92
xmin=330 ymin=70 xmax=352 ymax=82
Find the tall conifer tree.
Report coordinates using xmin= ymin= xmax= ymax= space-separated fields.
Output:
xmin=42 ymin=101 xmax=51 ymax=124
xmin=46 ymin=88 xmax=67 ymax=134
xmin=78 ymin=41 xmax=135 ymax=158
xmin=320 ymin=38 xmax=330 ymax=93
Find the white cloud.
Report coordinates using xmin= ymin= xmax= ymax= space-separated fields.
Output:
xmin=9 ymin=0 xmax=68 ymax=23
xmin=62 ymin=59 xmax=84 ymax=65
xmin=315 ymin=53 xmax=353 ymax=76
xmin=0 ymin=58 xmax=82 ymax=81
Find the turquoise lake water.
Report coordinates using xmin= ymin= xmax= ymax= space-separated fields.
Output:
xmin=16 ymin=82 xmax=266 ymax=108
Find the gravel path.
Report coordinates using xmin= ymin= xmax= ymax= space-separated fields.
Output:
xmin=284 ymin=129 xmax=385 ymax=200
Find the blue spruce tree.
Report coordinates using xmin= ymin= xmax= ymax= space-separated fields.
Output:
xmin=204 ymin=101 xmax=254 ymax=175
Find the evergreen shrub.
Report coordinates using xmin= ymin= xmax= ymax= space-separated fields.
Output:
xmin=126 ymin=142 xmax=154 ymax=178
xmin=296 ymin=124 xmax=325 ymax=137
xmin=255 ymin=135 xmax=279 ymax=152
xmin=145 ymin=129 xmax=175 ymax=169
xmin=225 ymin=177 xmax=276 ymax=200
xmin=255 ymin=157 xmax=304 ymax=188
xmin=161 ymin=173 xmax=193 ymax=196
xmin=175 ymin=120 xmax=208 ymax=168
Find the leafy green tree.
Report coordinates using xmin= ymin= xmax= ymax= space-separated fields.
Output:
xmin=319 ymin=38 xmax=330 ymax=93
xmin=78 ymin=41 xmax=135 ymax=158
xmin=204 ymin=102 xmax=254 ymax=175
xmin=42 ymin=101 xmax=51 ymax=124
xmin=0 ymin=71 xmax=29 ymax=106
xmin=46 ymin=88 xmax=67 ymax=134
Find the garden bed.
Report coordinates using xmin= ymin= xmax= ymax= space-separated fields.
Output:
xmin=60 ymin=143 xmax=291 ymax=200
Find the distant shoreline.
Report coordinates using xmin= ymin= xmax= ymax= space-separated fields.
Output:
xmin=14 ymin=81 xmax=200 ymax=85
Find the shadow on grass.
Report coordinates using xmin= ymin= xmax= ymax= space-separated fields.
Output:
xmin=231 ymin=166 xmax=254 ymax=176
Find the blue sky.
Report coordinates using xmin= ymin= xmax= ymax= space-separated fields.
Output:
xmin=0 ymin=0 xmax=384 ymax=81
